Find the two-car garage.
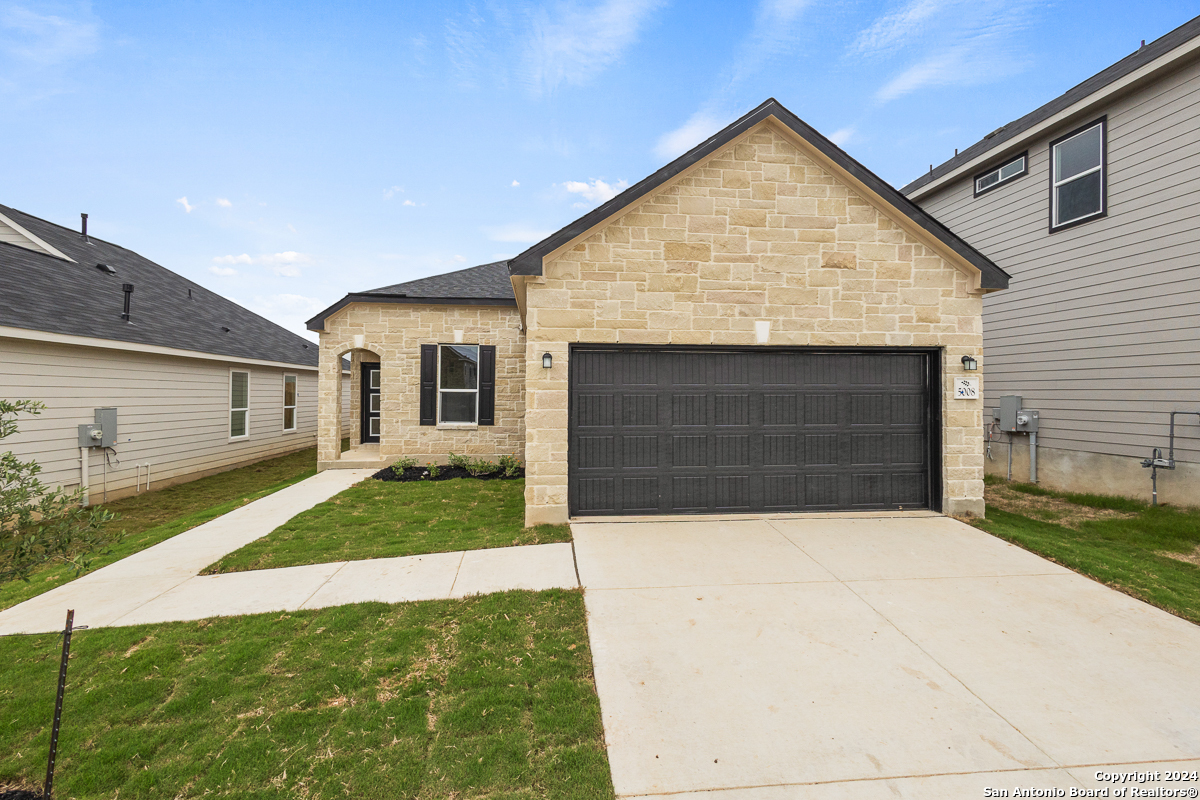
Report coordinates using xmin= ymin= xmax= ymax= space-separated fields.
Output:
xmin=568 ymin=347 xmax=941 ymax=516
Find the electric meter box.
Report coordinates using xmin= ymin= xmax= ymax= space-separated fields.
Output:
xmin=998 ymin=395 xmax=1039 ymax=433
xmin=77 ymin=407 xmax=118 ymax=448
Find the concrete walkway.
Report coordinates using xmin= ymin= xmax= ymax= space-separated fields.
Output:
xmin=0 ymin=470 xmax=578 ymax=635
xmin=573 ymin=515 xmax=1200 ymax=799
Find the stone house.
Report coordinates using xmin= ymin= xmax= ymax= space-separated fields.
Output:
xmin=307 ymin=99 xmax=1009 ymax=526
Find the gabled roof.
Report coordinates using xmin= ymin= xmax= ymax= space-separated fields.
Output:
xmin=0 ymin=203 xmax=320 ymax=367
xmin=902 ymin=13 xmax=1200 ymax=199
xmin=306 ymin=261 xmax=516 ymax=331
xmin=507 ymin=98 xmax=1008 ymax=290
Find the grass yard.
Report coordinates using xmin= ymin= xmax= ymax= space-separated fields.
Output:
xmin=974 ymin=477 xmax=1200 ymax=625
xmin=0 ymin=447 xmax=320 ymax=612
xmin=0 ymin=589 xmax=612 ymax=799
xmin=204 ymin=478 xmax=572 ymax=575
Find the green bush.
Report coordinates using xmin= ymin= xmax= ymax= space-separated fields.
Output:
xmin=447 ymin=452 xmax=469 ymax=470
xmin=1 ymin=399 xmax=120 ymax=584
xmin=498 ymin=454 xmax=521 ymax=477
xmin=465 ymin=457 xmax=498 ymax=477
xmin=425 ymin=462 xmax=440 ymax=480
xmin=392 ymin=456 xmax=417 ymax=472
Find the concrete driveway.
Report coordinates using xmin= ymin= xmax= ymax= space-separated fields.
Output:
xmin=573 ymin=515 xmax=1200 ymax=799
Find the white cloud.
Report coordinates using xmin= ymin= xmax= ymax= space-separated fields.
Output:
xmin=212 ymin=252 xmax=312 ymax=277
xmin=216 ymin=197 xmax=232 ymax=207
xmin=861 ymin=0 xmax=1040 ymax=102
xmin=483 ymin=223 xmax=554 ymax=243
xmin=287 ymin=223 xmax=297 ymax=233
xmin=402 ymin=199 xmax=417 ymax=207
xmin=213 ymin=253 xmax=253 ymax=265
xmin=243 ymin=294 xmax=325 ymax=342
xmin=828 ymin=127 xmax=855 ymax=146
xmin=208 ymin=266 xmax=237 ymax=277
xmin=383 ymin=185 xmax=404 ymax=200
xmin=654 ymin=110 xmax=728 ymax=160
xmin=520 ymin=0 xmax=665 ymax=96
xmin=562 ymin=178 xmax=628 ymax=204
xmin=511 ymin=180 xmax=520 ymax=187
xmin=0 ymin=5 xmax=99 ymax=68
xmin=851 ymin=0 xmax=948 ymax=57
xmin=176 ymin=196 xmax=194 ymax=213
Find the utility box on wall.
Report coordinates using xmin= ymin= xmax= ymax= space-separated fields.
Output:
xmin=77 ymin=407 xmax=118 ymax=448
xmin=998 ymin=395 xmax=1039 ymax=433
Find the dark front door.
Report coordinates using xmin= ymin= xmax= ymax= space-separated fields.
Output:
xmin=568 ymin=347 xmax=939 ymax=516
xmin=360 ymin=362 xmax=381 ymax=443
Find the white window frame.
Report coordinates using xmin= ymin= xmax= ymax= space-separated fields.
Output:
xmin=230 ymin=369 xmax=250 ymax=440
xmin=282 ymin=373 xmax=298 ymax=432
xmin=974 ymin=153 xmax=1027 ymax=196
xmin=437 ymin=344 xmax=479 ymax=427
xmin=1050 ymin=118 xmax=1106 ymax=231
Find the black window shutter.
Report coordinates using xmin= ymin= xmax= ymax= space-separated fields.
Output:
xmin=478 ymin=345 xmax=496 ymax=426
xmin=420 ymin=344 xmax=437 ymax=426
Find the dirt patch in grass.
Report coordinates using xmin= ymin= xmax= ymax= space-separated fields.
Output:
xmin=1159 ymin=544 xmax=1200 ymax=567
xmin=985 ymin=482 xmax=1136 ymax=529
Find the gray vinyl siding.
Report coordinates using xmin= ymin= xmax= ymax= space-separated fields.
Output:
xmin=918 ymin=55 xmax=1200 ymax=465
xmin=1 ymin=337 xmax=319 ymax=499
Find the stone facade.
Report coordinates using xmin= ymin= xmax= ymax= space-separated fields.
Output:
xmin=317 ymin=303 xmax=526 ymax=470
xmin=522 ymin=121 xmax=988 ymax=525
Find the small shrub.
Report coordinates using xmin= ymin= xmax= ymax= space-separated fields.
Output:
xmin=466 ymin=458 xmax=498 ymax=477
xmin=393 ymin=456 xmax=417 ymax=471
xmin=447 ymin=452 xmax=469 ymax=470
xmin=498 ymin=454 xmax=521 ymax=477
xmin=425 ymin=462 xmax=441 ymax=480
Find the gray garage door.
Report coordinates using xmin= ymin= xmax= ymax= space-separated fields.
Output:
xmin=569 ymin=347 xmax=938 ymax=516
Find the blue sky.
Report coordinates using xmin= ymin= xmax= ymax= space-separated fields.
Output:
xmin=2 ymin=0 xmax=1192 ymax=339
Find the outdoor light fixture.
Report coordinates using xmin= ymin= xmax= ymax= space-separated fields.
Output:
xmin=961 ymin=355 xmax=978 ymax=371
xmin=542 ymin=352 xmax=553 ymax=369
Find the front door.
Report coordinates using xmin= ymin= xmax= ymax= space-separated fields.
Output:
xmin=361 ymin=362 xmax=381 ymax=443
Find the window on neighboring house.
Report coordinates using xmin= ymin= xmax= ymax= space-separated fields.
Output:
xmin=230 ymin=370 xmax=249 ymax=438
xmin=1051 ymin=119 xmax=1106 ymax=230
xmin=974 ymin=153 xmax=1027 ymax=196
xmin=283 ymin=374 xmax=297 ymax=431
xmin=439 ymin=344 xmax=478 ymax=424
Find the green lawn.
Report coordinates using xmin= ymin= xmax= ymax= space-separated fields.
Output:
xmin=0 ymin=447 xmax=320 ymax=612
xmin=0 ymin=589 xmax=612 ymax=799
xmin=975 ymin=480 xmax=1200 ymax=625
xmin=204 ymin=478 xmax=572 ymax=575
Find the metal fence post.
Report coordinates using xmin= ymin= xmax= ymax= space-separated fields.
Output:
xmin=43 ymin=609 xmax=75 ymax=800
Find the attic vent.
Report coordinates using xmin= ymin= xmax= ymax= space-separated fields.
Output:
xmin=96 ymin=263 xmax=116 ymax=275
xmin=221 ymin=326 xmax=231 ymax=333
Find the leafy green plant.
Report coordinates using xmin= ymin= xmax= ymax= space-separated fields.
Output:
xmin=1 ymin=400 xmax=120 ymax=584
xmin=498 ymin=454 xmax=521 ymax=477
xmin=447 ymin=452 xmax=469 ymax=470
xmin=465 ymin=457 xmax=498 ymax=477
xmin=424 ymin=462 xmax=441 ymax=480
xmin=392 ymin=456 xmax=418 ymax=474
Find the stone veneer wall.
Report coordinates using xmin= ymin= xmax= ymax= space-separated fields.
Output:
xmin=523 ymin=122 xmax=988 ymax=525
xmin=317 ymin=303 xmax=526 ymax=469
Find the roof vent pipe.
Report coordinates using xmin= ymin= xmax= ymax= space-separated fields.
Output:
xmin=81 ymin=213 xmax=89 ymax=242
xmin=121 ymin=283 xmax=133 ymax=321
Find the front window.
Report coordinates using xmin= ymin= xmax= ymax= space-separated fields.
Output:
xmin=283 ymin=374 xmax=297 ymax=431
xmin=439 ymin=344 xmax=478 ymax=424
xmin=230 ymin=371 xmax=249 ymax=438
xmin=1051 ymin=120 xmax=1105 ymax=229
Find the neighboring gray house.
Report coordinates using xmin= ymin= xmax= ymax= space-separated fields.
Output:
xmin=0 ymin=203 xmax=347 ymax=503
xmin=902 ymin=15 xmax=1200 ymax=504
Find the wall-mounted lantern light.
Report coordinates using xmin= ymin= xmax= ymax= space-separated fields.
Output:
xmin=542 ymin=352 xmax=553 ymax=369
xmin=961 ymin=355 xmax=978 ymax=371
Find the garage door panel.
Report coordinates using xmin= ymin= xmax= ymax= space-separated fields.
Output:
xmin=570 ymin=348 xmax=934 ymax=516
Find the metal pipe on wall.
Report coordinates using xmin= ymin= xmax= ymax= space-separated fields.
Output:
xmin=1029 ymin=431 xmax=1038 ymax=484
xmin=79 ymin=447 xmax=89 ymax=507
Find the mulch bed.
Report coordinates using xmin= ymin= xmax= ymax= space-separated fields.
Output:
xmin=0 ymin=790 xmax=43 ymax=800
xmin=372 ymin=465 xmax=525 ymax=483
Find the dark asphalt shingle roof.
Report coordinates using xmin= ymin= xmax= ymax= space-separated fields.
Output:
xmin=0 ymin=203 xmax=319 ymax=367
xmin=307 ymin=261 xmax=516 ymax=331
xmin=901 ymin=13 xmax=1200 ymax=197
xmin=363 ymin=261 xmax=515 ymax=300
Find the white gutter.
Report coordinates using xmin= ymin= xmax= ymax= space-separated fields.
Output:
xmin=907 ymin=35 xmax=1200 ymax=202
xmin=0 ymin=324 xmax=320 ymax=371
